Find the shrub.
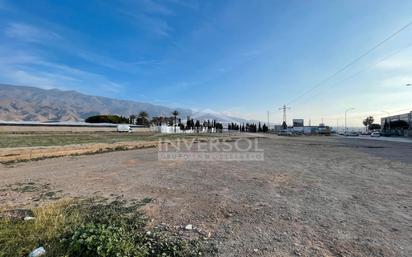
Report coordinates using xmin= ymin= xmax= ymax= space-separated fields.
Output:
xmin=66 ymin=223 xmax=147 ymax=257
xmin=0 ymin=198 xmax=213 ymax=257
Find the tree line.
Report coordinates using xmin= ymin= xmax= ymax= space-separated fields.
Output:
xmin=228 ymin=122 xmax=269 ymax=133
xmin=86 ymin=111 xmax=270 ymax=133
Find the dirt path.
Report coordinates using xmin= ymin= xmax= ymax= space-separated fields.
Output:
xmin=0 ymin=136 xmax=411 ymax=256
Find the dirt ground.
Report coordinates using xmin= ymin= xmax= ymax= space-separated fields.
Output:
xmin=0 ymin=135 xmax=411 ymax=257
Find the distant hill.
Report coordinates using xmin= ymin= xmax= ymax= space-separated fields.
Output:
xmin=0 ymin=84 xmax=252 ymax=123
xmin=190 ymin=109 xmax=251 ymax=124
xmin=0 ymin=84 xmax=191 ymax=122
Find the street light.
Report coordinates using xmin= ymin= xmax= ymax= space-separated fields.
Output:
xmin=344 ymin=108 xmax=355 ymax=134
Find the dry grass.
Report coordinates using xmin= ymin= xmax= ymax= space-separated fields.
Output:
xmin=0 ymin=199 xmax=82 ymax=257
xmin=0 ymin=131 xmax=229 ymax=148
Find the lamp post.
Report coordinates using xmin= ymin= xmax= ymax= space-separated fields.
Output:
xmin=344 ymin=108 xmax=355 ymax=134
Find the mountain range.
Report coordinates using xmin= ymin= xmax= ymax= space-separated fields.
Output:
xmin=0 ymin=84 xmax=250 ymax=123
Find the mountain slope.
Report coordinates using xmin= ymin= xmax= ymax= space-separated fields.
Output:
xmin=0 ymin=84 xmax=192 ymax=122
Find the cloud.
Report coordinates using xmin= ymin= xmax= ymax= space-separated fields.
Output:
xmin=165 ymin=0 xmax=199 ymax=10
xmin=4 ymin=21 xmax=150 ymax=73
xmin=75 ymin=50 xmax=154 ymax=72
xmin=114 ymin=1 xmax=174 ymax=37
xmin=379 ymin=75 xmax=412 ymax=88
xmin=376 ymin=58 xmax=412 ymax=70
xmin=121 ymin=11 xmax=173 ymax=37
xmin=5 ymin=22 xmax=61 ymax=42
xmin=139 ymin=0 xmax=174 ymax=16
xmin=0 ymin=47 xmax=125 ymax=93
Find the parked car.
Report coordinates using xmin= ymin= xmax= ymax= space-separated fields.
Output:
xmin=370 ymin=132 xmax=380 ymax=137
xmin=278 ymin=130 xmax=293 ymax=136
xmin=344 ymin=131 xmax=359 ymax=136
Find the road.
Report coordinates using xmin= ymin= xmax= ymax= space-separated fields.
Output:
xmin=339 ymin=134 xmax=412 ymax=144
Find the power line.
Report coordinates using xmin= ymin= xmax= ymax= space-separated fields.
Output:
xmin=313 ymin=107 xmax=412 ymax=122
xmin=304 ymin=41 xmax=412 ymax=101
xmin=287 ymin=20 xmax=412 ymax=105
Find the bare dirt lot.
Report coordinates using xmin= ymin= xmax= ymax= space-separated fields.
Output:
xmin=0 ymin=135 xmax=411 ymax=257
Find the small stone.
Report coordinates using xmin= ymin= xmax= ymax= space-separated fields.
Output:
xmin=253 ymin=248 xmax=259 ymax=252
xmin=185 ymin=224 xmax=193 ymax=230
xmin=24 ymin=216 xmax=36 ymax=221
xmin=294 ymin=249 xmax=302 ymax=256
xmin=146 ymin=231 xmax=151 ymax=236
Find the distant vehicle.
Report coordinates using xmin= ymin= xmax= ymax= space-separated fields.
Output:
xmin=278 ymin=130 xmax=293 ymax=136
xmin=117 ymin=124 xmax=132 ymax=132
xmin=344 ymin=131 xmax=359 ymax=137
xmin=370 ymin=132 xmax=380 ymax=137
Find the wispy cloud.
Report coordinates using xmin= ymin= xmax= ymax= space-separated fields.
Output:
xmin=0 ymin=47 xmax=125 ymax=93
xmin=165 ymin=0 xmax=199 ymax=10
xmin=139 ymin=0 xmax=174 ymax=16
xmin=134 ymin=13 xmax=173 ymax=37
xmin=376 ymin=58 xmax=412 ymax=70
xmin=379 ymin=75 xmax=412 ymax=88
xmin=4 ymin=21 xmax=152 ymax=73
xmin=114 ymin=1 xmax=174 ymax=37
xmin=5 ymin=22 xmax=61 ymax=42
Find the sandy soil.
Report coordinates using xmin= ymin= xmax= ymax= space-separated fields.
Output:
xmin=0 ymin=136 xmax=411 ymax=257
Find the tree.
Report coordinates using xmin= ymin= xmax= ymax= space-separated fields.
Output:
xmin=362 ymin=116 xmax=374 ymax=131
xmin=137 ymin=111 xmax=149 ymax=126
xmin=172 ymin=110 xmax=179 ymax=133
xmin=129 ymin=115 xmax=136 ymax=124
xmin=195 ymin=120 xmax=200 ymax=132
xmin=368 ymin=123 xmax=381 ymax=131
xmin=85 ymin=115 xmax=128 ymax=124
xmin=262 ymin=123 xmax=268 ymax=133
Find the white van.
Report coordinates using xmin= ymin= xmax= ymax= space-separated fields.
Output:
xmin=117 ymin=124 xmax=132 ymax=133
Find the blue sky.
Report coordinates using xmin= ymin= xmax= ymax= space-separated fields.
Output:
xmin=1 ymin=0 xmax=412 ymax=126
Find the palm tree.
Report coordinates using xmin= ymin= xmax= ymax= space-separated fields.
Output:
xmin=172 ymin=110 xmax=179 ymax=132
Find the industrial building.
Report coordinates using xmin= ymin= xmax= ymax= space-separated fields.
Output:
xmin=381 ymin=111 xmax=412 ymax=137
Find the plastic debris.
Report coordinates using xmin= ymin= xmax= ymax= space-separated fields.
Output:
xmin=28 ymin=247 xmax=46 ymax=257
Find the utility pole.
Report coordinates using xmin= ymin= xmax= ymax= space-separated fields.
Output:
xmin=278 ymin=104 xmax=291 ymax=124
xmin=345 ymin=108 xmax=355 ymax=134
xmin=336 ymin=118 xmax=339 ymax=134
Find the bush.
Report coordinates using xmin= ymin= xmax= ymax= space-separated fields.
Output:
xmin=0 ymin=199 xmax=82 ymax=257
xmin=67 ymin=223 xmax=146 ymax=257
xmin=0 ymin=198 xmax=212 ymax=257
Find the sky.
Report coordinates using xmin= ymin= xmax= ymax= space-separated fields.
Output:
xmin=0 ymin=0 xmax=412 ymax=126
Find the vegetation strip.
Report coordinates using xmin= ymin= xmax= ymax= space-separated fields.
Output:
xmin=0 ymin=198 xmax=216 ymax=257
xmin=0 ymin=135 xmax=242 ymax=164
